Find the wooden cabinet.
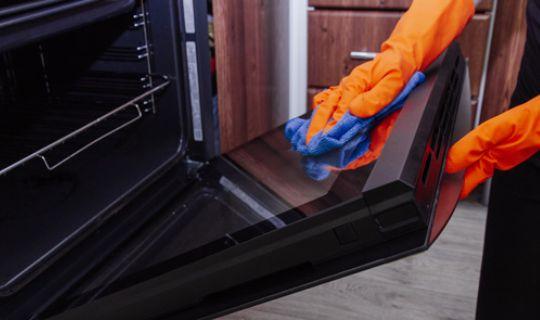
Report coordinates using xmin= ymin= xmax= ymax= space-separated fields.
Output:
xmin=213 ymin=0 xmax=271 ymax=153
xmin=214 ymin=0 xmax=506 ymax=154
xmin=481 ymin=0 xmax=527 ymax=122
xmin=214 ymin=0 xmax=308 ymax=153
xmin=308 ymin=10 xmax=491 ymax=98
xmin=306 ymin=1 xmax=532 ymax=125
xmin=308 ymin=0 xmax=493 ymax=11
xmin=308 ymin=11 xmax=399 ymax=88
xmin=459 ymin=14 xmax=491 ymax=98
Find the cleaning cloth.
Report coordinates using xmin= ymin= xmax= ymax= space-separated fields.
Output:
xmin=285 ymin=72 xmax=425 ymax=180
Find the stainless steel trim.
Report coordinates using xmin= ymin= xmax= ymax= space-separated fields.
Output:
xmin=186 ymin=41 xmax=204 ymax=142
xmin=183 ymin=0 xmax=196 ymax=34
xmin=350 ymin=51 xmax=377 ymax=60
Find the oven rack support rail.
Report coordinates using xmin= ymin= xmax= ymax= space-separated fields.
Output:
xmin=0 ymin=76 xmax=170 ymax=176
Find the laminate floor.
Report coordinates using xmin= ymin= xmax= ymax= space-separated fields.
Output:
xmin=223 ymin=201 xmax=487 ymax=320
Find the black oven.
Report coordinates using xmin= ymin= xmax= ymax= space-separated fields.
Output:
xmin=0 ymin=1 xmax=471 ymax=319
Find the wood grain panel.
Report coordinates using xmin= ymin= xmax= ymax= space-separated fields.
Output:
xmin=308 ymin=0 xmax=493 ymax=11
xmin=308 ymin=11 xmax=399 ymax=87
xmin=308 ymin=87 xmax=323 ymax=108
xmin=481 ymin=0 xmax=527 ymax=122
xmin=213 ymin=0 xmax=273 ymax=153
xmin=459 ymin=14 xmax=491 ymax=98
xmin=308 ymin=11 xmax=490 ymax=97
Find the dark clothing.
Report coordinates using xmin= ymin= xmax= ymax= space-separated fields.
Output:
xmin=476 ymin=0 xmax=540 ymax=319
xmin=511 ymin=0 xmax=540 ymax=110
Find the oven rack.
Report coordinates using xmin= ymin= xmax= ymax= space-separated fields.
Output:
xmin=0 ymin=74 xmax=170 ymax=176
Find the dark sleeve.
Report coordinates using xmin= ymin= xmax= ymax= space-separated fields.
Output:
xmin=511 ymin=0 xmax=540 ymax=106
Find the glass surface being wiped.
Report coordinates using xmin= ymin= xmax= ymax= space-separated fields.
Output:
xmin=64 ymin=119 xmax=378 ymax=305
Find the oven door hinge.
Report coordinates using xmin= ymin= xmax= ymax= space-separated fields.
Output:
xmin=183 ymin=157 xmax=206 ymax=177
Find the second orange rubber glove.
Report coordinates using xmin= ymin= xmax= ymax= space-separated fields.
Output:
xmin=307 ymin=0 xmax=475 ymax=143
xmin=446 ymin=96 xmax=540 ymax=198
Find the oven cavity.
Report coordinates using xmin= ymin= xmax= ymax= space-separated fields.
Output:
xmin=0 ymin=6 xmax=169 ymax=176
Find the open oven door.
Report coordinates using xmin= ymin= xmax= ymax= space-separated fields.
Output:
xmin=38 ymin=44 xmax=471 ymax=320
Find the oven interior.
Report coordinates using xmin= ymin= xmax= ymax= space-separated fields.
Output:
xmin=0 ymin=0 xmax=293 ymax=303
xmin=0 ymin=2 xmax=189 ymax=295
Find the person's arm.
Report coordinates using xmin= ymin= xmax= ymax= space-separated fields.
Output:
xmin=446 ymin=0 xmax=537 ymax=199
xmin=307 ymin=0 xmax=476 ymax=142
xmin=447 ymin=96 xmax=540 ymax=198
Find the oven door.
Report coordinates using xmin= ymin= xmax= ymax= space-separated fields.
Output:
xmin=37 ymin=45 xmax=472 ymax=320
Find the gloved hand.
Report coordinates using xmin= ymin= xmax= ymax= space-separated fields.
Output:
xmin=331 ymin=110 xmax=400 ymax=171
xmin=299 ymin=114 xmax=398 ymax=180
xmin=286 ymin=72 xmax=425 ymax=157
xmin=307 ymin=0 xmax=475 ymax=143
xmin=446 ymin=96 xmax=540 ymax=198
xmin=286 ymin=73 xmax=425 ymax=180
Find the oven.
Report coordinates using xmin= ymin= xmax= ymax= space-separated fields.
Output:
xmin=0 ymin=1 xmax=471 ymax=319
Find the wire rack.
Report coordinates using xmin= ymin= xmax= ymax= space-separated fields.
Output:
xmin=0 ymin=72 xmax=170 ymax=176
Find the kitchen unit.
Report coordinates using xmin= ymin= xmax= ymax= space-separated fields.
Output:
xmin=0 ymin=1 xmax=471 ymax=319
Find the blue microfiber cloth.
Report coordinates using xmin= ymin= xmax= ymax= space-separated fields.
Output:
xmin=300 ymin=129 xmax=372 ymax=180
xmin=285 ymin=72 xmax=426 ymax=180
xmin=285 ymin=72 xmax=426 ymax=157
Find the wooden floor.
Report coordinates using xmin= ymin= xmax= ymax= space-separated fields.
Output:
xmin=223 ymin=201 xmax=487 ymax=320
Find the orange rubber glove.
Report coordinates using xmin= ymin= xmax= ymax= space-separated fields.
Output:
xmin=307 ymin=0 xmax=475 ymax=143
xmin=446 ymin=96 xmax=540 ymax=199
